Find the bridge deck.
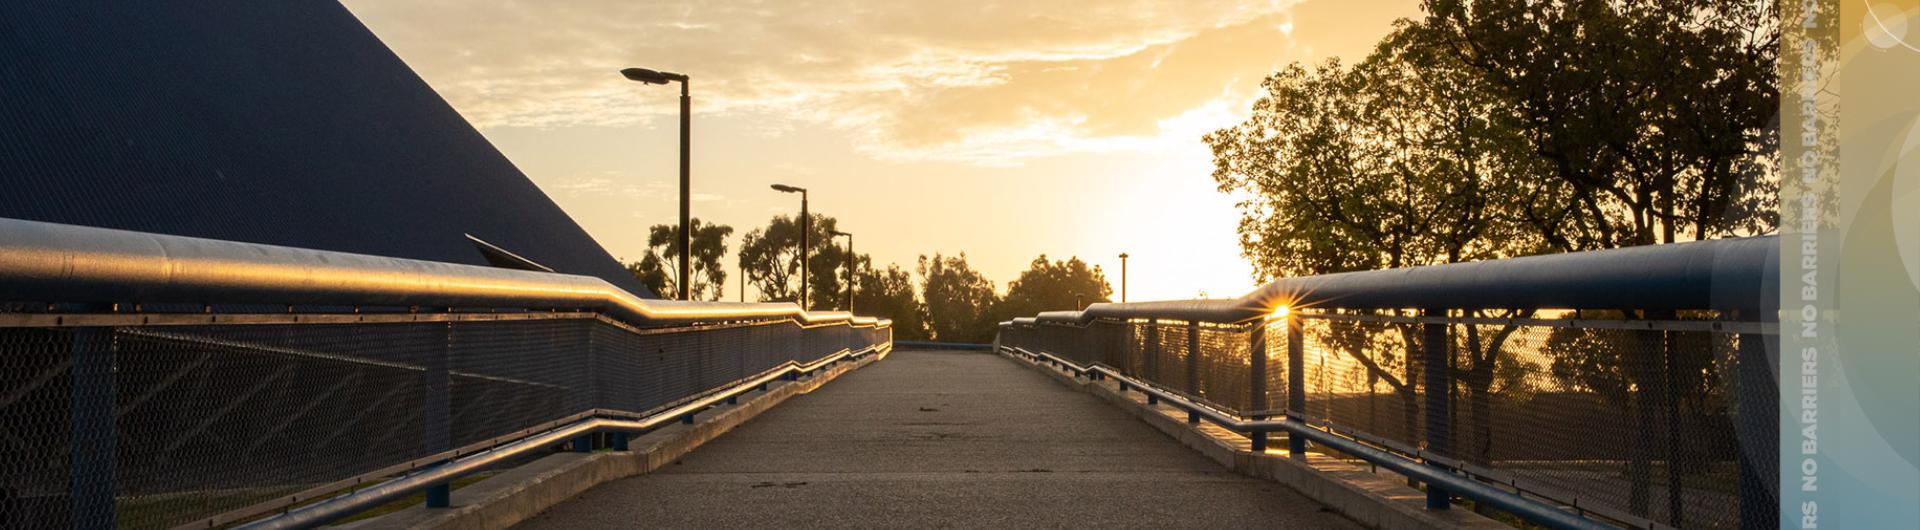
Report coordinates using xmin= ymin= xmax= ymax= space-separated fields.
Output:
xmin=514 ymin=349 xmax=1358 ymax=528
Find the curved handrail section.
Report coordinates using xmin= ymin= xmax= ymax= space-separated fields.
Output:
xmin=0 ymin=217 xmax=889 ymax=328
xmin=1031 ymin=235 xmax=1778 ymax=325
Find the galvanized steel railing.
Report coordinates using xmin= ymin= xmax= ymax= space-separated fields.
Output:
xmin=0 ymin=218 xmax=891 ymax=530
xmin=997 ymin=236 xmax=1777 ymax=530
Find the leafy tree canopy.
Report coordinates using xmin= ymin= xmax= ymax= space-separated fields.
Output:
xmin=996 ymin=255 xmax=1112 ymax=320
xmin=625 ymin=218 xmax=732 ymax=300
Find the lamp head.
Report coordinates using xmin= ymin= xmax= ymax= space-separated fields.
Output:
xmin=771 ymin=184 xmax=805 ymax=193
xmin=621 ymin=67 xmax=687 ymax=84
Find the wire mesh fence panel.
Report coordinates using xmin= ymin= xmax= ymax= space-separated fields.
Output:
xmin=0 ymin=312 xmax=888 ymax=530
xmin=1193 ymin=323 xmax=1253 ymax=412
xmin=1437 ymin=316 xmax=1746 ymax=529
xmin=1296 ymin=313 xmax=1428 ymax=454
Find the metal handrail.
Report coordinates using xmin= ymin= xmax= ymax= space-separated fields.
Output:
xmin=0 ymin=217 xmax=890 ymax=328
xmin=1006 ymin=346 xmax=1612 ymax=530
xmin=233 ymin=343 xmax=887 ymax=530
xmin=1028 ymin=235 xmax=1777 ymax=325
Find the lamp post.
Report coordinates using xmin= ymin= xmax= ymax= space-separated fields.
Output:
xmin=620 ymin=66 xmax=692 ymax=300
xmin=1117 ymin=252 xmax=1129 ymax=303
xmin=771 ymin=184 xmax=809 ymax=309
xmin=830 ymin=230 xmax=854 ymax=312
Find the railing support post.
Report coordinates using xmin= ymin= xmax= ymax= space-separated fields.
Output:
xmin=70 ymin=317 xmax=116 ymax=530
xmin=610 ymin=432 xmax=629 ymax=452
xmin=1249 ymin=323 xmax=1268 ymax=452
xmin=1287 ymin=313 xmax=1307 ymax=458
xmin=1421 ymin=308 xmax=1451 ymax=510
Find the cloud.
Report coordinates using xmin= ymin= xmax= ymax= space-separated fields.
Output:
xmin=343 ymin=0 xmax=1308 ymax=163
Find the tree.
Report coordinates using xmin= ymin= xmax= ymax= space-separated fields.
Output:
xmin=918 ymin=253 xmax=998 ymax=343
xmin=1419 ymin=0 xmax=1779 ymax=250
xmin=857 ymin=262 xmax=930 ymax=340
xmin=625 ymin=218 xmax=732 ymax=300
xmin=738 ymin=213 xmax=849 ymax=310
xmin=995 ymin=255 xmax=1112 ymax=321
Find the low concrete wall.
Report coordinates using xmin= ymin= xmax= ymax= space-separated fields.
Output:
xmin=1001 ymin=349 xmax=1509 ymax=530
xmin=348 ymin=349 xmax=886 ymax=530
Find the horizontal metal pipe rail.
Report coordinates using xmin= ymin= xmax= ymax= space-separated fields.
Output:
xmin=0 ymin=217 xmax=888 ymax=328
xmin=1004 ymin=346 xmax=1611 ymax=530
xmin=232 ymin=343 xmax=888 ymax=530
xmin=1028 ymin=235 xmax=1776 ymax=325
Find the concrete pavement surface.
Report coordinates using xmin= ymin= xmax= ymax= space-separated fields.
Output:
xmin=513 ymin=349 xmax=1361 ymax=529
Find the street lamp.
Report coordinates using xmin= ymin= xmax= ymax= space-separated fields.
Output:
xmin=830 ymin=230 xmax=854 ymax=312
xmin=771 ymin=184 xmax=809 ymax=309
xmin=1117 ymin=252 xmax=1129 ymax=303
xmin=620 ymin=66 xmax=692 ymax=300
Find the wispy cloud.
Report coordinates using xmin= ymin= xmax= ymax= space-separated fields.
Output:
xmin=344 ymin=0 xmax=1305 ymax=164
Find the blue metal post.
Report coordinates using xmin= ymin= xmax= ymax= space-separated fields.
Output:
xmin=611 ymin=432 xmax=629 ymax=451
xmin=1249 ymin=324 xmax=1268 ymax=452
xmin=1287 ymin=313 xmax=1307 ymax=458
xmin=70 ymin=319 xmax=116 ymax=530
xmin=424 ymin=322 xmax=453 ymax=508
xmin=571 ymin=434 xmax=593 ymax=453
xmin=1421 ymin=309 xmax=1451 ymax=510
xmin=681 ymin=413 xmax=696 ymax=424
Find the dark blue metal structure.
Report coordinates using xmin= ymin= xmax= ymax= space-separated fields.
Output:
xmin=0 ymin=0 xmax=650 ymax=297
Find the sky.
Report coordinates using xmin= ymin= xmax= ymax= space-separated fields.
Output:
xmin=341 ymin=0 xmax=1421 ymax=303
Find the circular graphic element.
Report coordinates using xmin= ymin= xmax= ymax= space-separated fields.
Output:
xmin=1864 ymin=2 xmax=1917 ymax=51
xmin=1896 ymin=115 xmax=1920 ymax=292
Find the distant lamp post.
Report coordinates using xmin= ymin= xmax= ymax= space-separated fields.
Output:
xmin=830 ymin=230 xmax=854 ymax=312
xmin=771 ymin=184 xmax=809 ymax=309
xmin=1075 ymin=294 xmax=1085 ymax=311
xmin=620 ymin=66 xmax=693 ymax=300
xmin=1117 ymin=253 xmax=1129 ymax=303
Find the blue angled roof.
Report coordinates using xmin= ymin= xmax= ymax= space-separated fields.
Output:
xmin=0 ymin=0 xmax=653 ymax=297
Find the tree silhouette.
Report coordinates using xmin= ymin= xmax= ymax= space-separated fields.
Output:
xmin=918 ymin=253 xmax=998 ymax=343
xmin=857 ymin=262 xmax=930 ymax=340
xmin=995 ymin=255 xmax=1113 ymax=321
xmin=625 ymin=218 xmax=732 ymax=300
xmin=738 ymin=213 xmax=848 ymax=310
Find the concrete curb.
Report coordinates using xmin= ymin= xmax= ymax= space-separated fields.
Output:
xmin=1001 ymin=350 xmax=1509 ymax=530
xmin=347 ymin=349 xmax=886 ymax=530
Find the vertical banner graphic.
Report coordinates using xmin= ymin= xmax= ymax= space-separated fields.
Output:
xmin=1783 ymin=1 xmax=1920 ymax=528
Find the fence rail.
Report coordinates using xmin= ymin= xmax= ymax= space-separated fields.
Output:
xmin=0 ymin=218 xmax=891 ymax=530
xmin=997 ymin=236 xmax=1777 ymax=530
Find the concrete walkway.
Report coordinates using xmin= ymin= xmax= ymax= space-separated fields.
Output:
xmin=514 ymin=349 xmax=1359 ymax=529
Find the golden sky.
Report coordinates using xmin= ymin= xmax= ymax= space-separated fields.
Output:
xmin=342 ymin=0 xmax=1420 ymax=302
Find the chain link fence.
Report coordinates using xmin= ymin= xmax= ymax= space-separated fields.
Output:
xmin=0 ymin=310 xmax=890 ymax=530
xmin=999 ymin=309 xmax=1767 ymax=529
